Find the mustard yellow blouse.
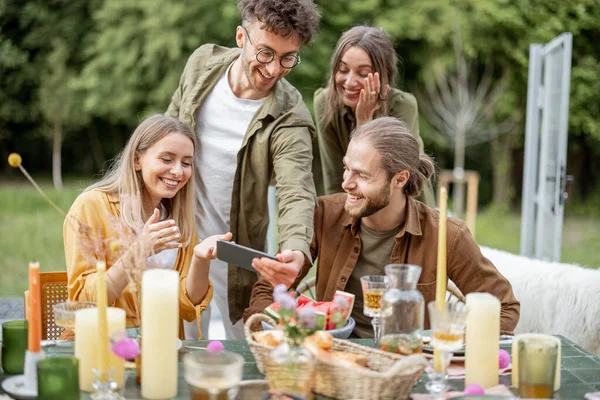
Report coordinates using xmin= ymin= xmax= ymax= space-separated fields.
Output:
xmin=63 ymin=189 xmax=212 ymax=339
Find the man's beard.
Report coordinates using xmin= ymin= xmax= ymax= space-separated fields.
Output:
xmin=345 ymin=182 xmax=391 ymax=219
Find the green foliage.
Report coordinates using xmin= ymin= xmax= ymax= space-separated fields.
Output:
xmin=1 ymin=0 xmax=600 ymax=208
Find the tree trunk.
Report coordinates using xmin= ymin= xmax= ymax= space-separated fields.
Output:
xmin=87 ymin=125 xmax=105 ymax=171
xmin=52 ymin=114 xmax=64 ymax=191
xmin=490 ymin=131 xmax=515 ymax=208
xmin=453 ymin=130 xmax=466 ymax=218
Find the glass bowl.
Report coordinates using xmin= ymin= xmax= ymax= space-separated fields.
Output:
xmin=53 ymin=301 xmax=97 ymax=329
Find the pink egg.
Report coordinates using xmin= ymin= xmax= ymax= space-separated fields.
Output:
xmin=498 ymin=349 xmax=511 ymax=369
xmin=111 ymin=337 xmax=140 ymax=360
xmin=464 ymin=383 xmax=485 ymax=395
xmin=207 ymin=340 xmax=224 ymax=353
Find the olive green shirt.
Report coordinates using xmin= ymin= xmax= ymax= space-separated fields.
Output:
xmin=346 ymin=222 xmax=402 ymax=338
xmin=313 ymin=87 xmax=435 ymax=206
xmin=167 ymin=44 xmax=316 ymax=323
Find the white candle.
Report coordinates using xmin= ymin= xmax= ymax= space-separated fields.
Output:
xmin=465 ymin=292 xmax=500 ymax=388
xmin=75 ymin=307 xmax=126 ymax=391
xmin=512 ymin=333 xmax=561 ymax=391
xmin=141 ymin=269 xmax=179 ymax=399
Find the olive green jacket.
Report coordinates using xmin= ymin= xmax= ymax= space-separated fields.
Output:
xmin=166 ymin=44 xmax=316 ymax=323
xmin=314 ymin=87 xmax=435 ymax=206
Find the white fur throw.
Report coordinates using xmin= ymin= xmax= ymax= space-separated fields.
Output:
xmin=480 ymin=246 xmax=600 ymax=356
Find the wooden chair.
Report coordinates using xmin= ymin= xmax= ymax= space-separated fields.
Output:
xmin=295 ymin=276 xmax=466 ymax=305
xmin=23 ymin=271 xmax=68 ymax=340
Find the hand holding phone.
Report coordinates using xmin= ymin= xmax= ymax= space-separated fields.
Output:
xmin=216 ymin=240 xmax=276 ymax=272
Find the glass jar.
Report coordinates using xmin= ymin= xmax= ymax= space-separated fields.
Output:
xmin=379 ymin=264 xmax=424 ymax=355
xmin=265 ymin=338 xmax=316 ymax=399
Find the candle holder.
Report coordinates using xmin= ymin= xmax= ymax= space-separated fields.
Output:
xmin=1 ymin=349 xmax=46 ymax=398
xmin=91 ymin=368 xmax=124 ymax=400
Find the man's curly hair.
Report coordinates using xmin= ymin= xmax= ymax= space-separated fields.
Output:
xmin=238 ymin=0 xmax=320 ymax=45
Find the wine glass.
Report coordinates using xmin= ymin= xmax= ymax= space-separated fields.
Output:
xmin=183 ymin=350 xmax=244 ymax=400
xmin=425 ymin=301 xmax=469 ymax=399
xmin=360 ymin=275 xmax=389 ymax=346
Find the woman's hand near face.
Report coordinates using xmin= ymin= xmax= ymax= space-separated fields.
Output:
xmin=141 ymin=208 xmax=183 ymax=255
xmin=193 ymin=232 xmax=233 ymax=261
xmin=355 ymin=72 xmax=390 ymax=127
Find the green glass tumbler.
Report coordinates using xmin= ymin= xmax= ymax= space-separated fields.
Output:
xmin=1 ymin=320 xmax=28 ymax=375
xmin=37 ymin=356 xmax=80 ymax=400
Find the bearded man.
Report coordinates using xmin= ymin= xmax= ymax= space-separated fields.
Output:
xmin=246 ymin=117 xmax=520 ymax=337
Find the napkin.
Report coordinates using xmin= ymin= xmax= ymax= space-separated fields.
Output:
xmin=447 ymin=362 xmax=512 ymax=379
xmin=410 ymin=384 xmax=514 ymax=399
xmin=585 ymin=393 xmax=600 ymax=400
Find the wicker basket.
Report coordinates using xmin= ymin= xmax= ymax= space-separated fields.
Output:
xmin=245 ymin=314 xmax=428 ymax=400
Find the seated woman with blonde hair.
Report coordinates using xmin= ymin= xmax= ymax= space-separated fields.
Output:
xmin=314 ymin=25 xmax=435 ymax=205
xmin=63 ymin=114 xmax=230 ymax=339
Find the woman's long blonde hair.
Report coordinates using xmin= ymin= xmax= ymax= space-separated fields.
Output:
xmin=319 ymin=26 xmax=399 ymax=131
xmin=86 ymin=114 xmax=197 ymax=245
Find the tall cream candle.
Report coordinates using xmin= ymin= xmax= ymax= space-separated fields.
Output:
xmin=435 ymin=186 xmax=448 ymax=308
xmin=95 ymin=261 xmax=110 ymax=381
xmin=75 ymin=307 xmax=126 ymax=391
xmin=465 ymin=292 xmax=500 ymax=388
xmin=512 ymin=333 xmax=561 ymax=391
xmin=141 ymin=269 xmax=179 ymax=399
xmin=433 ymin=187 xmax=448 ymax=371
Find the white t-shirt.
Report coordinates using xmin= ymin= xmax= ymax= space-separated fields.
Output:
xmin=191 ymin=63 xmax=265 ymax=339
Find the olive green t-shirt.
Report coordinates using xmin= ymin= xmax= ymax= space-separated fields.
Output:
xmin=346 ymin=221 xmax=403 ymax=338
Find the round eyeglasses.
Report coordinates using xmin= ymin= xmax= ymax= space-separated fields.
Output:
xmin=241 ymin=26 xmax=301 ymax=69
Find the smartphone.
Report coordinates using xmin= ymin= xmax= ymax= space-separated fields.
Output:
xmin=216 ymin=240 xmax=276 ymax=272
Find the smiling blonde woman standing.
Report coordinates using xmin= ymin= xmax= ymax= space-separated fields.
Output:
xmin=63 ymin=114 xmax=231 ymax=340
xmin=314 ymin=26 xmax=435 ymax=206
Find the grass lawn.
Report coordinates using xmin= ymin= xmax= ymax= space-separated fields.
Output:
xmin=0 ymin=181 xmax=598 ymax=298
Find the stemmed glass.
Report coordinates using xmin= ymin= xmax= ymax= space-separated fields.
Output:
xmin=425 ymin=301 xmax=469 ymax=399
xmin=360 ymin=275 xmax=389 ymax=346
xmin=183 ymin=350 xmax=244 ymax=400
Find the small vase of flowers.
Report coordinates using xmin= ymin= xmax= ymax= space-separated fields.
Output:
xmin=264 ymin=284 xmax=319 ymax=399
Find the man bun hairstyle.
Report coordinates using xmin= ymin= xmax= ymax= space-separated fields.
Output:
xmin=237 ymin=0 xmax=320 ymax=44
xmin=351 ymin=117 xmax=435 ymax=197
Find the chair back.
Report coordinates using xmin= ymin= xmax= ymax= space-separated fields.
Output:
xmin=23 ymin=271 xmax=68 ymax=340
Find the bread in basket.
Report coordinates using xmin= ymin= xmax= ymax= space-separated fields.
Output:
xmin=245 ymin=313 xmax=427 ymax=400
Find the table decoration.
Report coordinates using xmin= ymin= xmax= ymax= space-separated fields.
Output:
xmin=359 ymin=275 xmax=389 ymax=346
xmin=1 ymin=320 xmax=28 ymax=374
xmin=262 ymin=284 xmax=318 ymax=399
xmin=37 ymin=356 xmax=79 ymax=400
xmin=464 ymin=293 xmax=500 ymax=388
xmin=1 ymin=263 xmax=46 ymax=398
xmin=515 ymin=336 xmax=558 ymax=398
xmin=53 ymin=301 xmax=97 ymax=330
xmin=75 ymin=307 xmax=126 ymax=392
xmin=380 ymin=264 xmax=425 ymax=356
xmin=511 ymin=333 xmax=561 ymax=391
xmin=141 ymin=268 xmax=179 ymax=399
xmin=433 ymin=186 xmax=448 ymax=372
xmin=246 ymin=313 xmax=427 ymax=400
xmin=183 ymin=350 xmax=244 ymax=400
xmin=425 ymin=301 xmax=469 ymax=399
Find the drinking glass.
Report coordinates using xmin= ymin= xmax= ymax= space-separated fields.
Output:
xmin=425 ymin=301 xmax=469 ymax=399
xmin=1 ymin=320 xmax=28 ymax=375
xmin=37 ymin=356 xmax=80 ymax=400
xmin=183 ymin=350 xmax=244 ymax=400
xmin=360 ymin=275 xmax=388 ymax=346
xmin=518 ymin=337 xmax=558 ymax=399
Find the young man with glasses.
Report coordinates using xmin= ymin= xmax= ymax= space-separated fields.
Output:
xmin=166 ymin=0 xmax=320 ymax=340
